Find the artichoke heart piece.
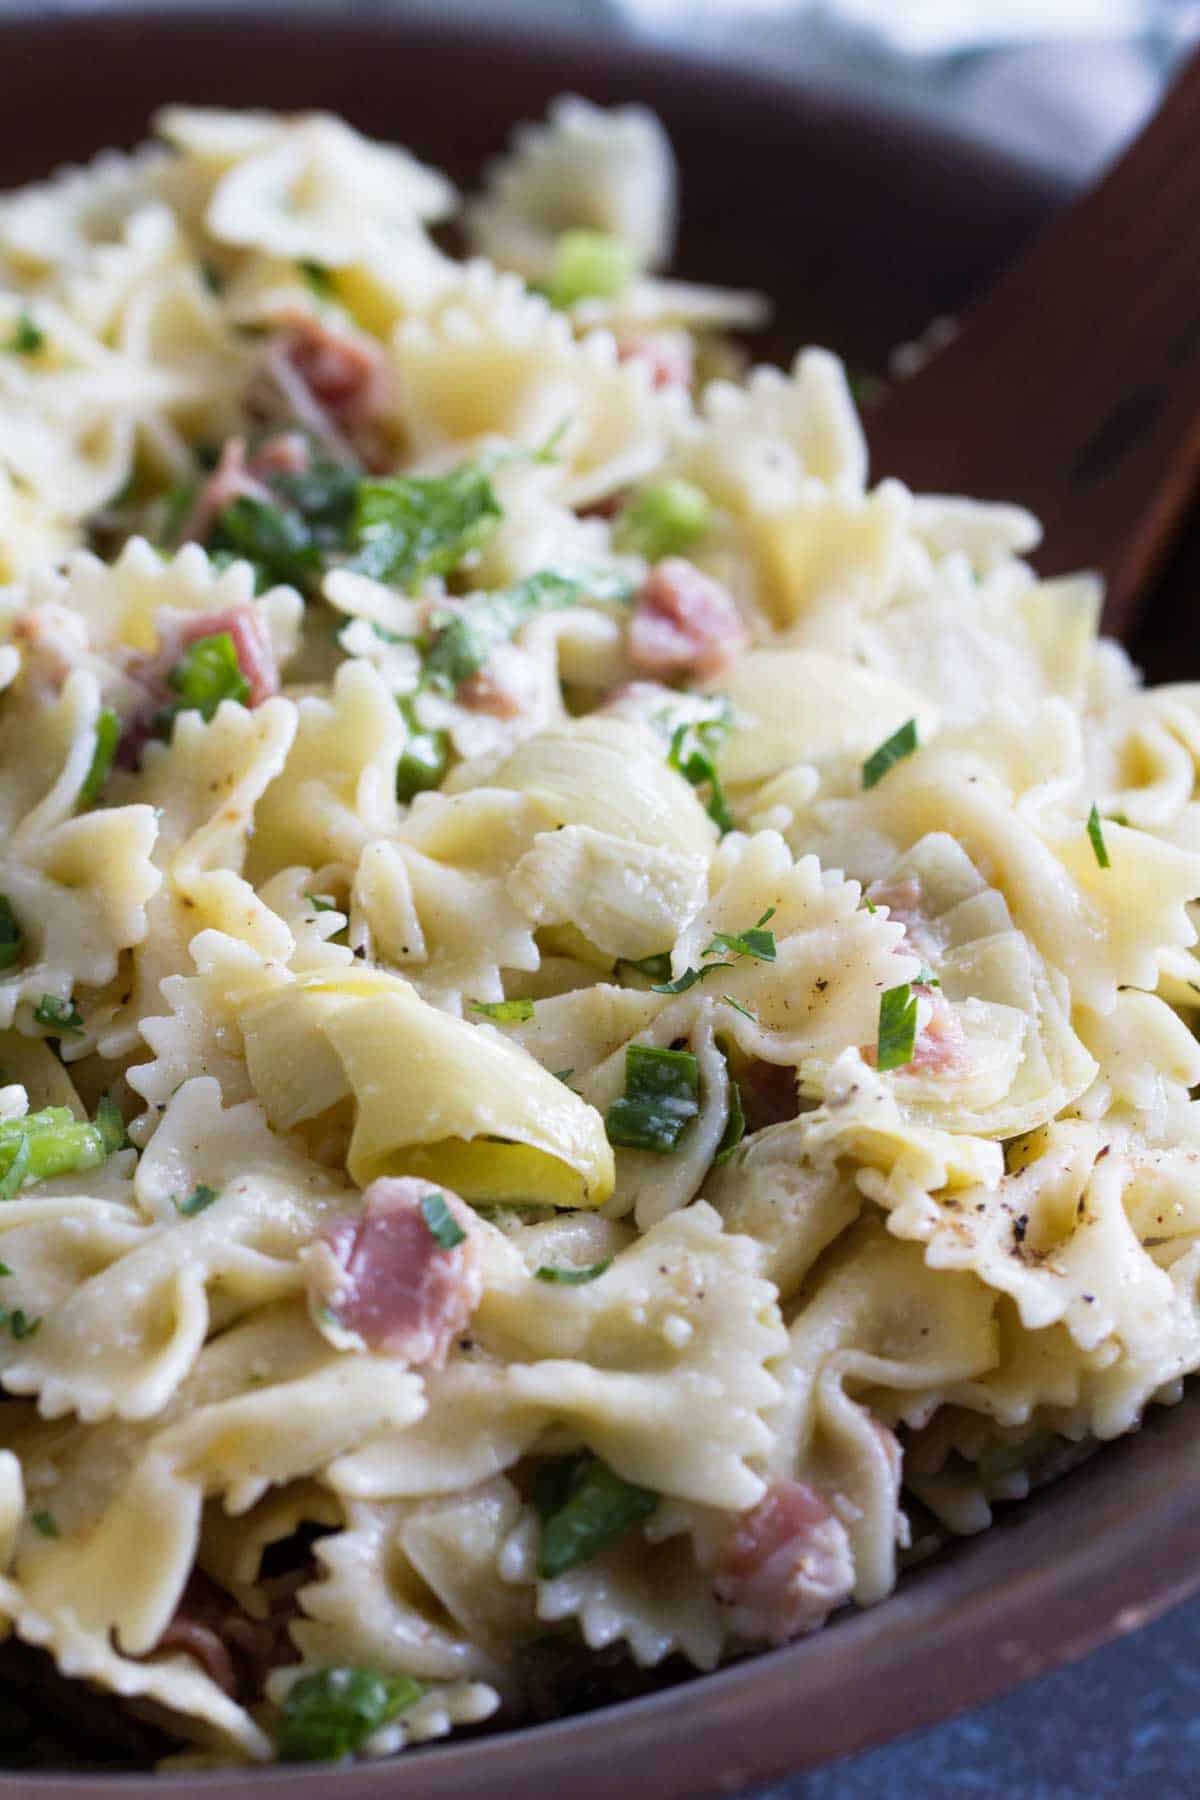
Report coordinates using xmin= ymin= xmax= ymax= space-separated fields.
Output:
xmin=241 ymin=970 xmax=614 ymax=1207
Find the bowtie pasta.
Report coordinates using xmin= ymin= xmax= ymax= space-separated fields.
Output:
xmin=0 ymin=96 xmax=1196 ymax=1772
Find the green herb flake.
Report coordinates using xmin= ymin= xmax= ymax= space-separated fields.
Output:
xmin=277 ymin=1666 xmax=424 ymax=1763
xmin=81 ymin=708 xmax=120 ymax=806
xmin=470 ymin=998 xmax=535 ymax=1023
xmin=605 ymin=1043 xmax=700 ymax=1154
xmin=553 ymin=1068 xmax=575 ymax=1085
xmin=714 ymin=1035 xmax=745 ymax=1167
xmin=176 ymin=1184 xmax=219 ymax=1218
xmin=534 ymin=1452 xmax=658 ymax=1578
xmin=210 ymin=493 xmax=320 ymax=592
xmin=616 ymin=479 xmax=711 ymax=561
xmin=395 ymin=696 xmax=449 ymax=802
xmin=30 ymin=1510 xmax=57 ymax=1540
xmin=8 ymin=1309 xmax=39 ymax=1341
xmin=701 ymin=922 xmax=777 ymax=964
xmin=876 ymin=982 xmax=919 ymax=1073
xmin=8 ymin=312 xmax=43 ymax=356
xmin=721 ymin=993 xmax=757 ymax=1021
xmin=0 ymin=897 xmax=24 ymax=972
xmin=616 ymin=952 xmax=673 ymax=984
xmin=665 ymin=705 xmax=735 ymax=834
xmin=305 ymin=892 xmax=339 ymax=914
xmin=420 ymin=1191 xmax=466 ymax=1251
xmin=1087 ymin=804 xmax=1111 ymax=870
xmin=862 ymin=717 xmax=919 ymax=790
xmin=33 ymin=995 xmax=83 ymax=1037
xmin=350 ymin=461 xmax=502 ymax=592
xmin=547 ymin=231 xmax=639 ymax=309
xmin=299 ymin=260 xmax=336 ymax=301
xmin=0 ymin=1263 xmax=10 ymax=1276
xmin=535 ymin=1258 xmax=613 ymax=1286
xmin=421 ymin=567 xmax=623 ymax=693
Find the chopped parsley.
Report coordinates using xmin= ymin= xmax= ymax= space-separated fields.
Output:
xmin=299 ymin=260 xmax=336 ymax=301
xmin=176 ymin=1184 xmax=219 ymax=1218
xmin=395 ymin=696 xmax=449 ymax=803
xmin=80 ymin=708 xmax=120 ymax=806
xmin=534 ymin=1452 xmax=658 ymax=1578
xmin=33 ymin=995 xmax=83 ymax=1037
xmin=3 ymin=1308 xmax=39 ymax=1341
xmin=616 ymin=479 xmax=711 ymax=561
xmin=349 ymin=460 xmax=503 ymax=591
xmin=1087 ymin=804 xmax=1110 ymax=870
xmin=664 ymin=703 xmax=735 ymax=834
xmin=714 ymin=1035 xmax=745 ymax=1166
xmin=30 ymin=1510 xmax=57 ymax=1540
xmin=0 ymin=897 xmax=23 ymax=972
xmin=211 ymin=494 xmax=322 ymax=591
xmin=876 ymin=982 xmax=919 ymax=1073
xmin=650 ymin=909 xmax=778 ymax=996
xmin=420 ymin=1191 xmax=466 ymax=1250
xmin=605 ymin=1043 xmax=700 ymax=1154
xmin=470 ymin=998 xmax=535 ymax=1023
xmin=862 ymin=717 xmax=919 ymax=790
xmin=8 ymin=312 xmax=43 ymax=356
xmin=421 ymin=566 xmax=631 ymax=694
xmin=721 ymin=993 xmax=757 ymax=1022
xmin=277 ymin=1666 xmax=424 ymax=1763
xmin=94 ymin=1094 xmax=128 ymax=1156
xmin=305 ymin=892 xmax=339 ymax=913
xmin=535 ymin=1258 xmax=612 ymax=1285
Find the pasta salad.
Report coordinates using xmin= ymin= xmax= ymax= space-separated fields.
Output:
xmin=0 ymin=97 xmax=1196 ymax=1769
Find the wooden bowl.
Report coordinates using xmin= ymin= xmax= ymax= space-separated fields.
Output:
xmin=6 ymin=11 xmax=1192 ymax=1798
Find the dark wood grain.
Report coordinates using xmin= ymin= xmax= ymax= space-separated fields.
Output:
xmin=868 ymin=45 xmax=1200 ymax=635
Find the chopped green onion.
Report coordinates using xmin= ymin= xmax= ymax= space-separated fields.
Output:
xmin=30 ymin=1510 xmax=57 ymax=1539
xmin=470 ymin=998 xmax=535 ymax=1023
xmin=534 ymin=1452 xmax=658 ymax=1578
xmin=666 ymin=710 xmax=735 ymax=834
xmin=161 ymin=632 xmax=250 ymax=730
xmin=1087 ymin=804 xmax=1110 ymax=870
xmin=876 ymin=982 xmax=918 ymax=1073
xmin=0 ymin=897 xmax=23 ymax=972
xmin=0 ymin=1106 xmax=118 ymax=1197
xmin=862 ymin=718 xmax=919 ymax=790
xmin=714 ymin=1035 xmax=745 ymax=1166
xmin=80 ymin=709 xmax=120 ymax=806
xmin=535 ymin=1258 xmax=612 ymax=1285
xmin=606 ymin=1043 xmax=700 ymax=1154
xmin=616 ymin=479 xmax=711 ymax=561
xmin=547 ymin=230 xmax=639 ymax=309
xmin=33 ymin=995 xmax=83 ymax=1037
xmin=420 ymin=1191 xmax=465 ymax=1250
xmin=350 ymin=460 xmax=503 ymax=592
xmin=176 ymin=1184 xmax=219 ymax=1218
xmin=8 ymin=312 xmax=43 ymax=356
xmin=277 ymin=1666 xmax=425 ymax=1764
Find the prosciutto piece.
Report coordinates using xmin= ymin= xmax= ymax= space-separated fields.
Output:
xmin=305 ymin=1176 xmax=482 ymax=1367
xmin=629 ymin=558 xmax=748 ymax=680
xmin=615 ymin=327 xmax=694 ymax=392
xmin=155 ymin=1568 xmax=302 ymax=1702
xmin=178 ymin=432 xmax=311 ymax=545
xmin=714 ymin=1480 xmax=855 ymax=1645
xmin=249 ymin=308 xmax=391 ymax=471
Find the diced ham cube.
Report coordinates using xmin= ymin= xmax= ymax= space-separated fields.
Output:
xmin=629 ymin=558 xmax=748 ymax=681
xmin=304 ymin=1176 xmax=482 ymax=1367
xmin=616 ymin=328 xmax=694 ymax=392
xmin=714 ymin=1479 xmax=855 ymax=1645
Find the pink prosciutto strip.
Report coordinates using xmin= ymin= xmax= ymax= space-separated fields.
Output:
xmin=250 ymin=308 xmax=391 ymax=471
xmin=629 ymin=558 xmax=749 ymax=680
xmin=307 ymin=1176 xmax=482 ymax=1367
xmin=117 ymin=603 xmax=278 ymax=765
xmin=714 ymin=1479 xmax=855 ymax=1645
